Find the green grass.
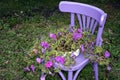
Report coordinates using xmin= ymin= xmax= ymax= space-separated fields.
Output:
xmin=0 ymin=1 xmax=120 ymax=80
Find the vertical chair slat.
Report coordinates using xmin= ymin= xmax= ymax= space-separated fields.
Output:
xmin=86 ymin=16 xmax=91 ymax=31
xmin=82 ymin=15 xmax=86 ymax=31
xmin=70 ymin=13 xmax=75 ymax=32
xmin=89 ymin=19 xmax=95 ymax=32
xmin=92 ymin=21 xmax=98 ymax=34
xmin=77 ymin=14 xmax=83 ymax=30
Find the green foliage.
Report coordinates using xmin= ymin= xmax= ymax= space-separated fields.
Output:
xmin=94 ymin=46 xmax=103 ymax=54
xmin=0 ymin=21 xmax=10 ymax=30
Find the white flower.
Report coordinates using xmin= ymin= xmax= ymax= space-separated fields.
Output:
xmin=72 ymin=49 xmax=80 ymax=57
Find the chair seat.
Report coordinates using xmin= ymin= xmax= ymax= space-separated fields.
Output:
xmin=55 ymin=53 xmax=89 ymax=71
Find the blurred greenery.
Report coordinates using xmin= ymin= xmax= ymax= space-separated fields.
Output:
xmin=0 ymin=0 xmax=120 ymax=80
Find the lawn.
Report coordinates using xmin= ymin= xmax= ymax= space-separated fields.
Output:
xmin=0 ymin=0 xmax=120 ymax=80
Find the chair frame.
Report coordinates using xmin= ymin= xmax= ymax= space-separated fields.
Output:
xmin=40 ymin=1 xmax=107 ymax=80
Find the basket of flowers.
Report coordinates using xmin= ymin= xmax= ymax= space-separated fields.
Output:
xmin=24 ymin=27 xmax=110 ymax=79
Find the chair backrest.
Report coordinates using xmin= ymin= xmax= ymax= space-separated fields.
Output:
xmin=59 ymin=1 xmax=107 ymax=46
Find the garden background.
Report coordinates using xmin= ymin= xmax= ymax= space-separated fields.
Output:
xmin=0 ymin=0 xmax=120 ymax=80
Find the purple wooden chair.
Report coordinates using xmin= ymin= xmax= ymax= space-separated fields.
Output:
xmin=55 ymin=1 xmax=107 ymax=80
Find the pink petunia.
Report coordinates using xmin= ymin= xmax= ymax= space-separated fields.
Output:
xmin=104 ymin=50 xmax=110 ymax=58
xmin=40 ymin=42 xmax=49 ymax=49
xmin=73 ymin=32 xmax=82 ymax=41
xmin=55 ymin=56 xmax=65 ymax=64
xmin=30 ymin=65 xmax=35 ymax=72
xmin=45 ymin=61 xmax=53 ymax=68
xmin=36 ymin=58 xmax=41 ymax=63
xmin=49 ymin=33 xmax=57 ymax=40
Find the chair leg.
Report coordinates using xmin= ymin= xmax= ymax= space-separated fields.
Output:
xmin=68 ymin=71 xmax=73 ymax=80
xmin=58 ymin=71 xmax=66 ymax=80
xmin=92 ymin=62 xmax=98 ymax=80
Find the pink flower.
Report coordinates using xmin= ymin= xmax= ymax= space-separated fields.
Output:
xmin=40 ymin=42 xmax=49 ymax=49
xmin=73 ymin=32 xmax=82 ymax=41
xmin=30 ymin=65 xmax=35 ymax=72
xmin=55 ymin=56 xmax=65 ymax=64
xmin=104 ymin=51 xmax=110 ymax=58
xmin=36 ymin=58 xmax=41 ymax=63
xmin=80 ymin=44 xmax=84 ymax=52
xmin=49 ymin=33 xmax=57 ymax=40
xmin=45 ymin=61 xmax=53 ymax=68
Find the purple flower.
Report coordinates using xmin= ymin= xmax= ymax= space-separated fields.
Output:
xmin=80 ymin=44 xmax=84 ymax=52
xmin=36 ymin=58 xmax=41 ymax=63
xmin=73 ymin=32 xmax=82 ymax=41
xmin=24 ymin=66 xmax=30 ymax=72
xmin=45 ymin=61 xmax=53 ymax=68
xmin=40 ymin=42 xmax=49 ymax=49
xmin=104 ymin=51 xmax=110 ymax=58
xmin=49 ymin=33 xmax=57 ymax=40
xmin=55 ymin=56 xmax=65 ymax=64
xmin=30 ymin=65 xmax=35 ymax=72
